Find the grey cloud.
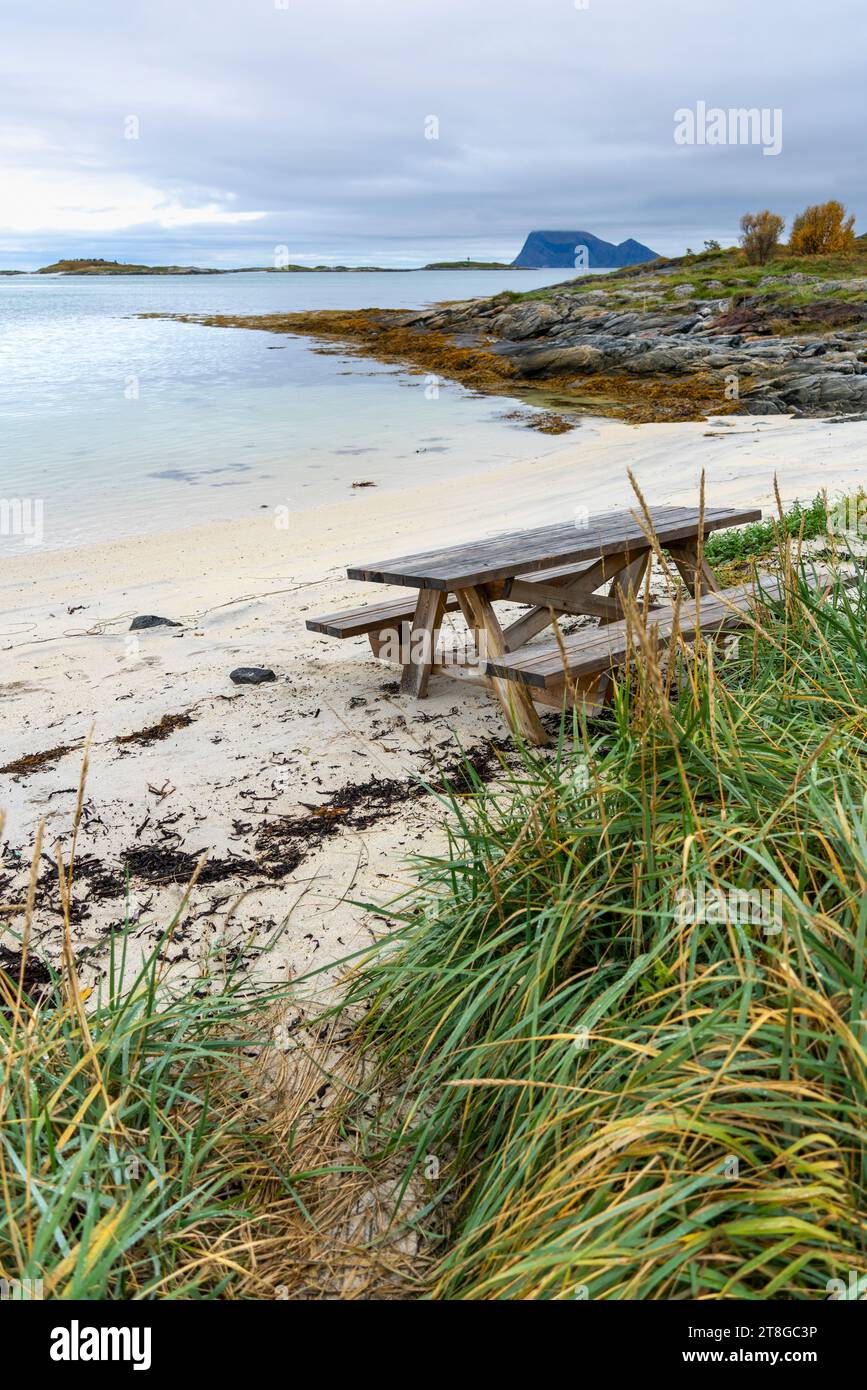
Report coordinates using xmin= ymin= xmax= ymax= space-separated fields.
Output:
xmin=0 ymin=0 xmax=863 ymax=267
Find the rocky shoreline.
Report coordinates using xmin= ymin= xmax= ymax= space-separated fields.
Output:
xmin=402 ymin=263 xmax=867 ymax=419
xmin=149 ymin=248 xmax=867 ymax=423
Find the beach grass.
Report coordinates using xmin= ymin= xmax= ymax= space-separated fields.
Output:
xmin=335 ymin=511 xmax=867 ymax=1298
xmin=0 ymin=801 xmax=420 ymax=1300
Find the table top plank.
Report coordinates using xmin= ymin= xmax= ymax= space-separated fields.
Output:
xmin=347 ymin=505 xmax=762 ymax=591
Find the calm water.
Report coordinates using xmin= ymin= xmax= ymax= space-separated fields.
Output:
xmin=0 ymin=268 xmax=576 ymax=553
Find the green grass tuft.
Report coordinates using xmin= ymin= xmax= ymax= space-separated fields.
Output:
xmin=339 ymin=534 xmax=867 ymax=1299
xmin=704 ymin=493 xmax=832 ymax=565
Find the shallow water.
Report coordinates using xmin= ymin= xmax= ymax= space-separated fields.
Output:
xmin=0 ymin=268 xmax=576 ymax=552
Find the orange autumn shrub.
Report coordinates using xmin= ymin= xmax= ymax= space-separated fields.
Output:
xmin=789 ymin=200 xmax=856 ymax=255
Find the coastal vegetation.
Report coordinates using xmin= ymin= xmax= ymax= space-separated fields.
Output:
xmin=739 ymin=209 xmax=785 ymax=264
xmin=703 ymin=492 xmax=835 ymax=578
xmin=739 ymin=202 xmax=856 ymax=265
xmin=4 ymin=499 xmax=866 ymax=1300
xmin=790 ymin=202 xmax=857 ymax=257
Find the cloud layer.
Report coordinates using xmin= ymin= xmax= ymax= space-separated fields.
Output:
xmin=1 ymin=0 xmax=863 ymax=267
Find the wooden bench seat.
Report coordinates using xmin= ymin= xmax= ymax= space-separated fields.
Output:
xmin=305 ymin=559 xmax=599 ymax=639
xmin=306 ymin=595 xmax=460 ymax=639
xmin=485 ymin=579 xmax=783 ymax=689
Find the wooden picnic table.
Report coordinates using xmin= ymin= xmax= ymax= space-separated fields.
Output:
xmin=344 ymin=504 xmax=760 ymax=742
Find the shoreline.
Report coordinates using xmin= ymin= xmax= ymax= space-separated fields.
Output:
xmin=155 ymin=240 xmax=867 ymax=425
xmin=4 ymin=409 xmax=866 ymax=568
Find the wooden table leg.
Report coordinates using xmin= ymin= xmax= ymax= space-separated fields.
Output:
xmin=605 ymin=550 xmax=652 ymax=620
xmin=668 ymin=540 xmax=721 ymax=595
xmin=462 ymin=585 xmax=548 ymax=745
xmin=455 ymin=590 xmax=481 ymax=658
xmin=400 ymin=588 xmax=446 ymax=698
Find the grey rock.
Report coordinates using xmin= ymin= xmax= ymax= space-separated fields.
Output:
xmin=602 ymin=312 xmax=642 ymax=334
xmin=230 ymin=666 xmax=277 ymax=685
xmin=626 ymin=347 xmax=692 ymax=374
xmin=490 ymin=301 xmax=559 ymax=339
xmin=738 ymin=396 xmax=787 ymax=414
xmin=673 ymin=283 xmax=696 ymax=299
xmin=753 ymin=371 xmax=867 ymax=410
xmin=815 ymin=277 xmax=867 ymax=294
xmin=758 ymin=272 xmax=814 ymax=288
xmin=560 ymin=344 xmax=607 ymax=371
xmin=500 ymin=343 xmax=608 ymax=377
xmin=129 ymin=615 xmax=181 ymax=631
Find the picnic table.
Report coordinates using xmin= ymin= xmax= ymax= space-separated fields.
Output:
xmin=307 ymin=503 xmax=762 ymax=743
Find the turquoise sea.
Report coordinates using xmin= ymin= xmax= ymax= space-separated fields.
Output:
xmin=0 ymin=268 xmax=575 ymax=552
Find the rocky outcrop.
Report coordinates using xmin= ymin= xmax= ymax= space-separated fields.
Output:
xmin=398 ymin=274 xmax=867 ymax=418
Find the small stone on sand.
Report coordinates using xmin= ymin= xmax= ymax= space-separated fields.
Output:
xmin=130 ymin=614 xmax=182 ymax=630
xmin=230 ymin=666 xmax=277 ymax=685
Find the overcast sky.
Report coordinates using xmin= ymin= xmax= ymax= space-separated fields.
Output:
xmin=1 ymin=0 xmax=863 ymax=268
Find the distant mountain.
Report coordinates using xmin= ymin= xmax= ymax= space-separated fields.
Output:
xmin=512 ymin=230 xmax=659 ymax=269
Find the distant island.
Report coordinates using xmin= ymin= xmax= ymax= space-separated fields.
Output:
xmin=0 ymin=241 xmax=662 ymax=275
xmin=512 ymin=230 xmax=659 ymax=269
xmin=0 ymin=256 xmax=529 ymax=277
xmin=422 ymin=259 xmax=515 ymax=270
xmin=36 ymin=258 xmax=228 ymax=276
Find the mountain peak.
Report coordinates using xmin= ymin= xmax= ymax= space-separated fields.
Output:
xmin=512 ymin=229 xmax=659 ymax=269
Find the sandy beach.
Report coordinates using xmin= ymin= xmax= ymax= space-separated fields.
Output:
xmin=2 ymin=412 xmax=866 ymax=994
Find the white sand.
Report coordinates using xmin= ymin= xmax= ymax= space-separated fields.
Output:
xmin=1 ymin=413 xmax=865 ymax=992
